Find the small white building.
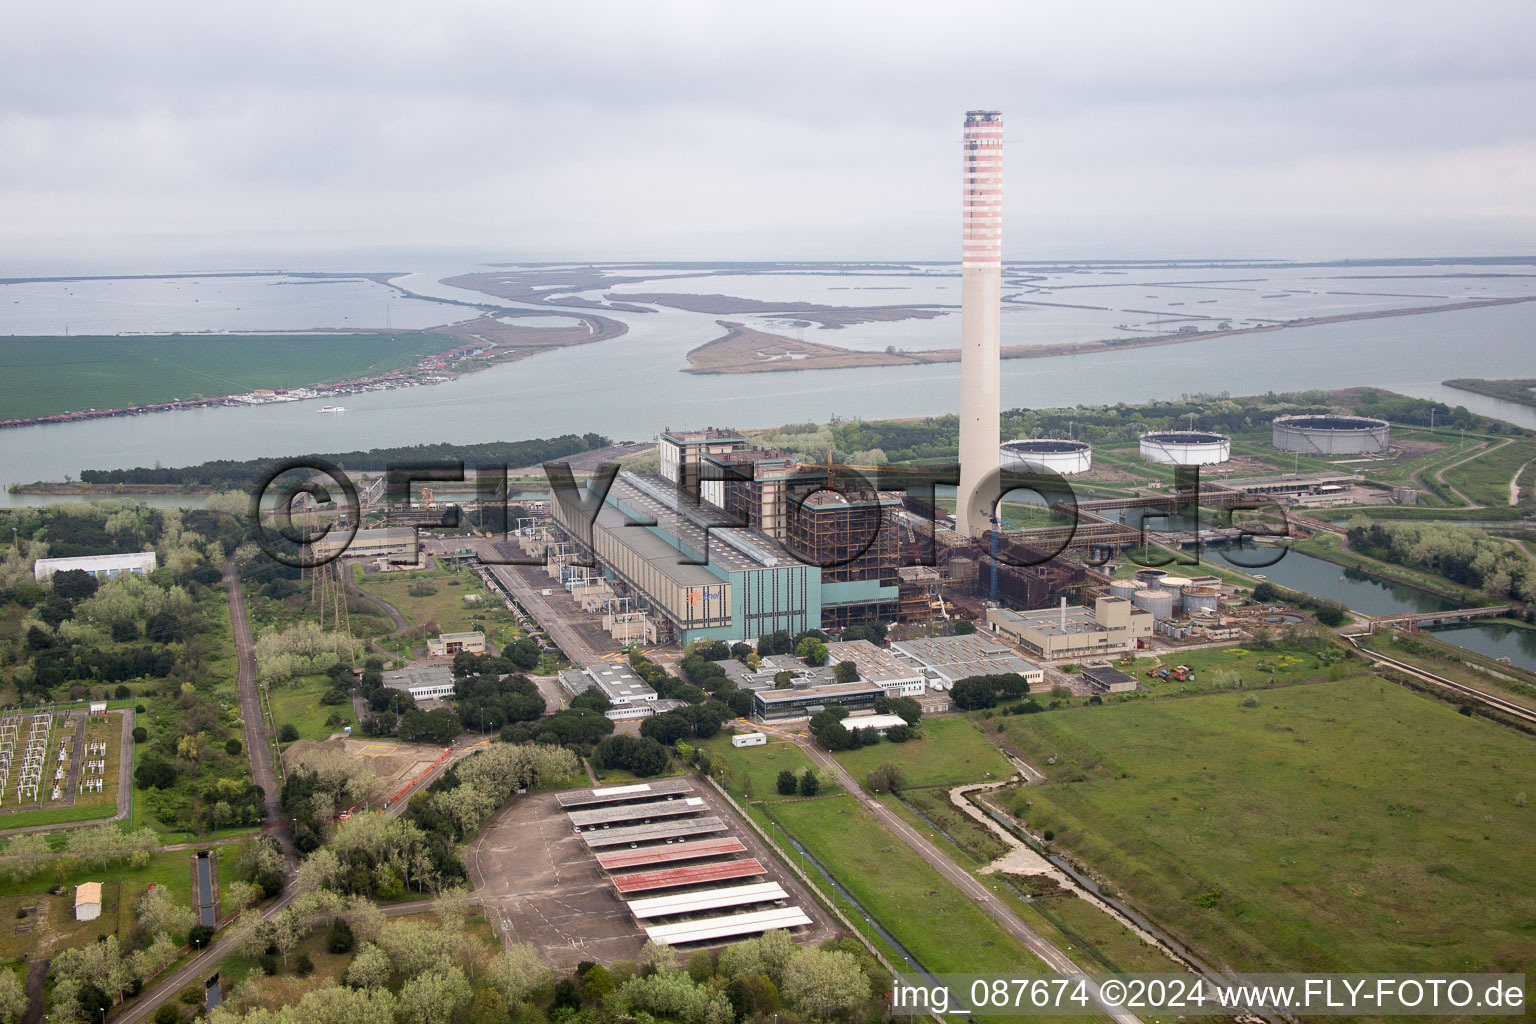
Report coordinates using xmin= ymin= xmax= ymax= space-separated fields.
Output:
xmin=34 ymin=551 xmax=156 ymax=582
xmin=89 ymin=701 xmax=108 ymax=716
xmin=75 ymin=881 xmax=102 ymax=922
xmin=730 ymin=732 xmax=767 ymax=748
xmin=842 ymin=713 xmax=911 ymax=736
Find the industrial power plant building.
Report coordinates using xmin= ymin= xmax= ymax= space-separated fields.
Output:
xmin=822 ymin=639 xmax=928 ymax=697
xmin=1138 ymin=431 xmax=1231 ymax=466
xmin=999 ymin=438 xmax=1093 ymax=476
xmin=890 ymin=635 xmax=1044 ymax=690
xmin=986 ymin=597 xmax=1153 ymax=659
xmin=1271 ymin=415 xmax=1390 ymax=454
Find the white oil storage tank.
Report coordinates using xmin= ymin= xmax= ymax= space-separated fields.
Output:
xmin=1000 ymin=439 xmax=1093 ymax=476
xmin=1184 ymin=586 xmax=1221 ymax=616
xmin=1139 ymin=430 xmax=1232 ymax=466
xmin=1108 ymin=579 xmax=1144 ymax=602
xmin=1160 ymin=575 xmax=1192 ymax=609
xmin=1133 ymin=588 xmax=1174 ymax=621
xmin=1271 ymin=414 xmax=1390 ymax=454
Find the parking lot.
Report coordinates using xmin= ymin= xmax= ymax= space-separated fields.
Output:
xmin=465 ymin=778 xmax=836 ymax=969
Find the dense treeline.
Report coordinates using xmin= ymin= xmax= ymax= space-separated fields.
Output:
xmin=0 ymin=502 xmax=247 ymax=705
xmin=1346 ymin=520 xmax=1536 ymax=605
xmin=75 ymin=433 xmax=610 ymax=487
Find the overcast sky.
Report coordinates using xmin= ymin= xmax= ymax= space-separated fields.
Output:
xmin=3 ymin=1 xmax=1534 ymax=270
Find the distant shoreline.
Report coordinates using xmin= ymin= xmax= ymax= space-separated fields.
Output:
xmin=683 ymin=295 xmax=1536 ymax=375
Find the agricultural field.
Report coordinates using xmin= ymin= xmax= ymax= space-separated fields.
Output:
xmin=999 ymin=678 xmax=1536 ymax=974
xmin=268 ymin=675 xmax=356 ymax=746
xmin=0 ymin=332 xmax=459 ymax=420
xmin=832 ymin=715 xmax=1013 ymax=789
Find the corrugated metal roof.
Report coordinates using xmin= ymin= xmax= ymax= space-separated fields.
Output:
xmin=643 ymin=906 xmax=813 ymax=944
xmin=557 ymin=778 xmax=695 ymax=808
xmin=612 ymin=858 xmax=765 ymax=893
xmin=567 ymin=796 xmax=705 ymax=828
xmin=581 ymin=817 xmax=727 ymax=848
xmin=627 ymin=882 xmax=788 ymax=920
xmin=595 ymin=837 xmax=747 ymax=871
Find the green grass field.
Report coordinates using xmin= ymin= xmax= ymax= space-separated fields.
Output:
xmin=268 ymin=675 xmax=355 ymax=746
xmin=697 ymin=735 xmax=820 ymax=802
xmin=767 ymin=794 xmax=1053 ymax=976
xmin=1439 ymin=438 xmax=1536 ymax=508
xmin=1001 ymin=678 xmax=1536 ymax=974
xmin=0 ymin=332 xmax=458 ymax=419
xmin=833 ymin=715 xmax=1014 ymax=789
xmin=354 ymin=566 xmax=521 ymax=650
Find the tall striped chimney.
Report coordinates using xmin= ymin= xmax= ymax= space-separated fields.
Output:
xmin=957 ymin=109 xmax=1003 ymax=538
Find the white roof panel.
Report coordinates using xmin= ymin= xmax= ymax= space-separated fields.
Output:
xmin=644 ymin=906 xmax=813 ymax=944
xmin=627 ymin=882 xmax=788 ymax=920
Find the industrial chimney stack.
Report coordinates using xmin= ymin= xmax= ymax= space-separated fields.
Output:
xmin=956 ymin=110 xmax=1003 ymax=538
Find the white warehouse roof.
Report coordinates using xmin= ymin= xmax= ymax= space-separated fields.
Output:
xmin=34 ymin=551 xmax=156 ymax=580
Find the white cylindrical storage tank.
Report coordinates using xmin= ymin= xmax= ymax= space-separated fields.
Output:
xmin=1108 ymin=579 xmax=1142 ymax=602
xmin=1133 ymin=588 xmax=1174 ymax=620
xmin=1271 ymin=414 xmax=1389 ymax=454
xmin=1160 ymin=575 xmax=1192 ymax=610
xmin=1135 ymin=568 xmax=1168 ymax=587
xmin=1184 ymin=586 xmax=1220 ymax=616
xmin=1138 ymin=430 xmax=1232 ymax=466
xmin=999 ymin=438 xmax=1092 ymax=476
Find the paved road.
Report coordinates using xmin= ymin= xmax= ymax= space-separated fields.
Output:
xmin=464 ymin=539 xmax=616 ymax=666
xmin=224 ymin=560 xmax=282 ymax=825
xmin=769 ymin=726 xmax=1144 ymax=1024
xmin=114 ymin=895 xmax=439 ymax=1024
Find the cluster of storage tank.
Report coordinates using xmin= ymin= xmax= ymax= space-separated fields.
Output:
xmin=1113 ymin=568 xmax=1223 ymax=620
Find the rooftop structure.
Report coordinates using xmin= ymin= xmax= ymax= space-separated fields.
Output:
xmin=550 ymin=472 xmax=819 ymax=645
xmin=658 ymin=426 xmax=750 ymax=495
xmin=626 ymin=882 xmax=789 ymax=921
xmin=752 ymin=680 xmax=886 ymax=721
xmin=556 ymin=779 xmax=695 ymax=809
xmin=313 ymin=526 xmax=417 ymax=561
xmin=842 ymin=713 xmax=911 ymax=733
xmin=383 ymin=664 xmax=456 ymax=694
xmin=567 ymin=797 xmax=705 ymax=829
xmin=958 ymin=109 xmax=1004 ymax=538
xmin=75 ymin=881 xmax=102 ymax=921
xmin=611 ymin=859 xmax=766 ymax=894
xmin=593 ymin=837 xmax=747 ymax=871
xmin=890 ymin=635 xmax=1043 ymax=689
xmin=642 ymin=906 xmax=813 ymax=944
xmin=34 ymin=551 xmax=156 ymax=581
xmin=1080 ymin=664 xmax=1139 ymax=693
xmin=580 ymin=817 xmax=728 ymax=849
xmin=558 ymin=663 xmax=658 ymax=705
xmin=987 ymin=598 xmax=1153 ymax=659
xmin=426 ymin=631 xmax=485 ymax=657
xmin=822 ymin=639 xmax=927 ymax=696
